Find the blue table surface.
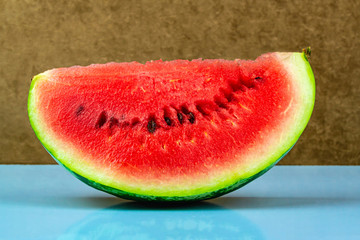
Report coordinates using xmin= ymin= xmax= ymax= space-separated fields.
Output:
xmin=0 ymin=165 xmax=359 ymax=240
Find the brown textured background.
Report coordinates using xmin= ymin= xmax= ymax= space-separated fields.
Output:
xmin=0 ymin=0 xmax=359 ymax=164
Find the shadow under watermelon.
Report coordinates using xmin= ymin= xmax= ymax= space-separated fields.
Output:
xmin=4 ymin=194 xmax=352 ymax=210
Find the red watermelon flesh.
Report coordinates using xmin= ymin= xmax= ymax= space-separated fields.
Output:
xmin=28 ymin=51 xmax=315 ymax=201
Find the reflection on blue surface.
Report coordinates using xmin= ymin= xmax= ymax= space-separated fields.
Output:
xmin=58 ymin=202 xmax=263 ymax=240
xmin=2 ymin=166 xmax=360 ymax=240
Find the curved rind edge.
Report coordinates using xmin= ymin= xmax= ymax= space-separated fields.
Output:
xmin=28 ymin=74 xmax=51 ymax=150
xmin=28 ymin=52 xmax=315 ymax=201
xmin=47 ymin=147 xmax=292 ymax=201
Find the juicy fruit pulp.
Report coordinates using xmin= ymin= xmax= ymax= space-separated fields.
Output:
xmin=28 ymin=51 xmax=315 ymax=201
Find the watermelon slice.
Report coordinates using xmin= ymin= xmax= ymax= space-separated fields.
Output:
xmin=28 ymin=50 xmax=315 ymax=201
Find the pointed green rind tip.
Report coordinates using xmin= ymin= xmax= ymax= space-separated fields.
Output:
xmin=302 ymin=46 xmax=311 ymax=62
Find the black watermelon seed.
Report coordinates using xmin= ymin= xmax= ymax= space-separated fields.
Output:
xmin=76 ymin=105 xmax=84 ymax=116
xmin=177 ymin=113 xmax=184 ymax=124
xmin=95 ymin=111 xmax=107 ymax=129
xmin=147 ymin=120 xmax=156 ymax=133
xmin=109 ymin=117 xmax=119 ymax=128
xmin=164 ymin=117 xmax=172 ymax=126
xmin=255 ymin=77 xmax=262 ymax=80
xmin=188 ymin=112 xmax=195 ymax=124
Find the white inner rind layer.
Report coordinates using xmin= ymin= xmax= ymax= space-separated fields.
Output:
xmin=28 ymin=52 xmax=315 ymax=197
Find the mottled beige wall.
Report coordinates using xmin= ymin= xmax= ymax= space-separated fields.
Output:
xmin=0 ymin=0 xmax=359 ymax=164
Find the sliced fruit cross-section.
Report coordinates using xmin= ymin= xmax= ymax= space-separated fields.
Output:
xmin=28 ymin=50 xmax=315 ymax=201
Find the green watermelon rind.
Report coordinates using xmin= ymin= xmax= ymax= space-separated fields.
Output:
xmin=28 ymin=51 xmax=315 ymax=201
xmin=47 ymin=146 xmax=292 ymax=201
